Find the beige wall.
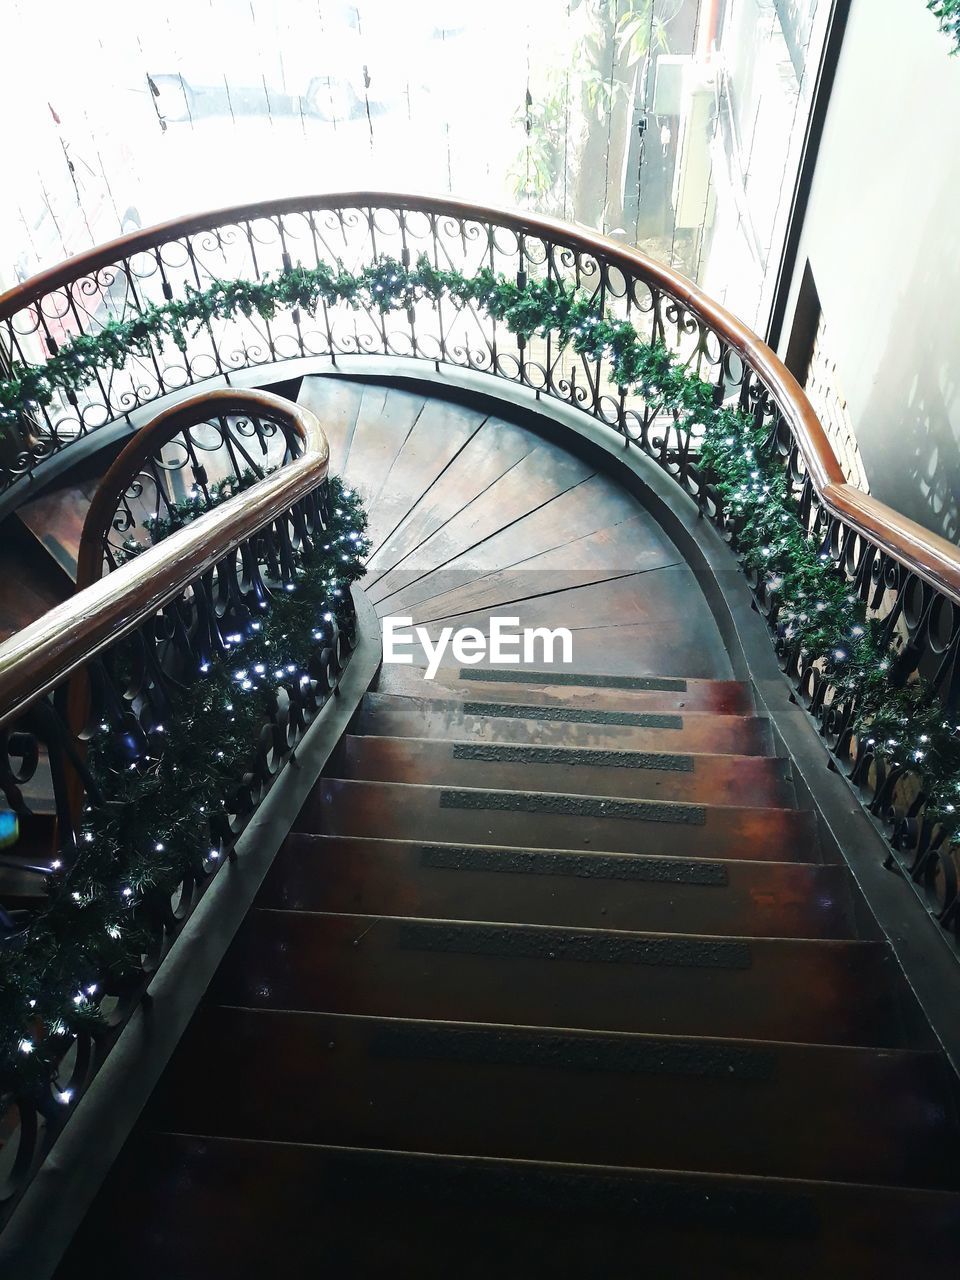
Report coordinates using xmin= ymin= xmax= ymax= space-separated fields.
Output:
xmin=777 ymin=0 xmax=960 ymax=540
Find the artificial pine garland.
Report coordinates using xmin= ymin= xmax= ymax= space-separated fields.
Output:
xmin=929 ymin=0 xmax=960 ymax=51
xmin=0 ymin=477 xmax=369 ymax=1100
xmin=1 ymin=251 xmax=957 ymax=1076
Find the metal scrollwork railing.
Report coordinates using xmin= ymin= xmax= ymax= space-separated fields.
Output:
xmin=2 ymin=194 xmax=960 ymax=935
xmin=0 ymin=389 xmax=359 ymax=1218
xmin=75 ymin=388 xmax=309 ymax=587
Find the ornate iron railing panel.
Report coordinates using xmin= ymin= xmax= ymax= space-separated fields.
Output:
xmin=0 ymin=390 xmax=362 ymax=1221
xmin=1 ymin=194 xmax=958 ymax=934
xmin=74 ymin=388 xmax=310 ymax=588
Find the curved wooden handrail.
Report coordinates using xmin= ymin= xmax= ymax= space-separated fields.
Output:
xmin=74 ymin=387 xmax=309 ymax=590
xmin=1 ymin=191 xmax=957 ymax=602
xmin=0 ymin=390 xmax=328 ymax=728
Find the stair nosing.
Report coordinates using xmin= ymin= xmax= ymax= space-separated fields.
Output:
xmin=316 ymin=775 xmax=817 ymax=822
xmin=201 ymin=1003 xmax=944 ymax=1062
xmin=281 ymin=831 xmax=838 ymax=874
xmin=135 ymin=1132 xmax=960 ymax=1200
xmin=246 ymin=906 xmax=886 ymax=951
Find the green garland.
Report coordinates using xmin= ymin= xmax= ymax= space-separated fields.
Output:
xmin=929 ymin=0 xmax=960 ymax=51
xmin=0 ymin=255 xmax=711 ymax=438
xmin=1 ymin=476 xmax=369 ymax=1100
xmin=1 ymin=251 xmax=957 ymax=946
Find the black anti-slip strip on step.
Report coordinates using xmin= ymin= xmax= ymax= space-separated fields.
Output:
xmin=420 ymin=845 xmax=728 ymax=886
xmin=370 ymin=1022 xmax=775 ymax=1081
xmin=321 ymin=1149 xmax=818 ymax=1236
xmin=451 ymin=742 xmax=694 ymax=772
xmin=458 ymin=669 xmax=688 ymax=692
xmin=438 ymin=789 xmax=707 ymax=827
xmin=397 ymin=922 xmax=753 ymax=970
xmin=462 ymin=701 xmax=682 ymax=729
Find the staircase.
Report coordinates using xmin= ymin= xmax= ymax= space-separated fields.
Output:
xmin=4 ymin=376 xmax=958 ymax=1275
xmin=54 ymin=661 xmax=960 ymax=1276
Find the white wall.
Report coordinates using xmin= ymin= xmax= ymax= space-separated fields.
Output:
xmin=778 ymin=0 xmax=960 ymax=539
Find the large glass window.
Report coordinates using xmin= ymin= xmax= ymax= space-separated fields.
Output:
xmin=0 ymin=0 xmax=830 ymax=335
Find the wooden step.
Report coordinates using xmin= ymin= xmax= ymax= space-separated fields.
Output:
xmin=356 ymin=692 xmax=776 ymax=756
xmin=57 ymin=1135 xmax=960 ymax=1279
xmin=296 ymin=375 xmax=365 ymax=476
xmin=295 ymin=778 xmax=823 ymax=863
xmin=212 ymin=911 xmax=922 ymax=1048
xmin=377 ymin=501 xmax=658 ymax=618
xmin=0 ymin=521 xmax=72 ymax=639
xmin=373 ymin=665 xmax=756 ymax=714
xmin=360 ymin=397 xmax=488 ymax=552
xmin=394 ymin=570 xmax=737 ymax=681
xmin=16 ymin=471 xmax=102 ymax=581
xmin=142 ymin=1006 xmax=960 ymax=1188
xmin=332 ymin=734 xmax=797 ymax=807
xmin=338 ymin=383 xmax=428 ymax=505
xmin=365 ymin=415 xmax=536 ymax=579
xmin=260 ymin=836 xmax=862 ymax=940
xmin=368 ymin=440 xmax=591 ymax=596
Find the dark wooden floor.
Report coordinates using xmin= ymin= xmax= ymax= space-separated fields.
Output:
xmin=40 ymin=377 xmax=960 ymax=1277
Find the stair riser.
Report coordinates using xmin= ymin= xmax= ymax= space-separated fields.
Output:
xmin=60 ymin=1134 xmax=960 ymax=1280
xmin=298 ymin=780 xmax=822 ymax=863
xmin=336 ymin=736 xmax=797 ymax=807
xmin=147 ymin=1008 xmax=958 ymax=1187
xmin=261 ymin=837 xmax=860 ymax=939
xmin=357 ymin=694 xmax=776 ymax=755
xmin=214 ymin=913 xmax=913 ymax=1048
xmin=374 ymin=667 xmax=755 ymax=714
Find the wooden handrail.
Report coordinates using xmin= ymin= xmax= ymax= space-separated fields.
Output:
xmin=0 ymin=390 xmax=328 ymax=728
xmin=74 ymin=387 xmax=309 ymax=589
xmin=1 ymin=191 xmax=956 ymax=602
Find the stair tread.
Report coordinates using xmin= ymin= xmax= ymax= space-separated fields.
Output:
xmin=334 ymin=733 xmax=798 ymax=806
xmin=142 ymin=1005 xmax=960 ymax=1187
xmin=211 ymin=910 xmax=925 ymax=1048
xmin=57 ymin=1133 xmax=960 ymax=1279
xmin=375 ymin=665 xmax=755 ymax=714
xmin=261 ymin=835 xmax=863 ymax=939
xmin=296 ymin=777 xmax=824 ymax=863
xmin=357 ymin=690 xmax=777 ymax=755
xmin=0 ymin=524 xmax=72 ymax=638
xmin=367 ymin=396 xmax=490 ymax=548
xmin=17 ymin=473 xmax=101 ymax=582
xmin=365 ymin=414 xmax=537 ymax=579
xmin=296 ymin=376 xmax=365 ymax=476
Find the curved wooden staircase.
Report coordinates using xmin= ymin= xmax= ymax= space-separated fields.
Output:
xmin=3 ymin=377 xmax=959 ymax=1276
